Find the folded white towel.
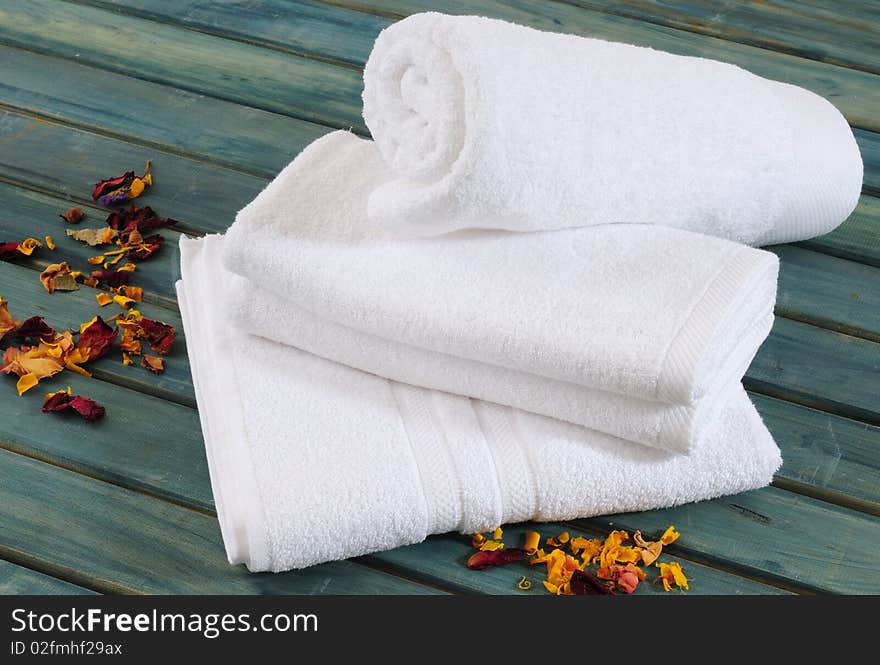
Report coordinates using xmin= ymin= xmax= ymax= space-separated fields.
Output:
xmin=179 ymin=234 xmax=781 ymax=572
xmin=223 ymin=131 xmax=779 ymax=452
xmin=362 ymin=12 xmax=862 ymax=243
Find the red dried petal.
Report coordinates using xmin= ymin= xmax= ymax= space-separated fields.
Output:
xmin=9 ymin=317 xmax=56 ymax=345
xmin=137 ymin=318 xmax=176 ymax=355
xmin=569 ymin=569 xmax=616 ymax=595
xmin=106 ymin=205 xmax=177 ymax=236
xmin=0 ymin=241 xmax=22 ymax=259
xmin=126 ymin=234 xmax=163 ymax=261
xmin=466 ymin=547 xmax=529 ymax=571
xmin=92 ymin=171 xmax=135 ymax=201
xmin=41 ymin=391 xmax=72 ymax=412
xmin=68 ymin=395 xmax=106 ymax=422
xmin=78 ymin=316 xmax=118 ymax=361
xmin=89 ymin=268 xmax=131 ymax=287
xmin=42 ymin=392 xmax=105 ymax=422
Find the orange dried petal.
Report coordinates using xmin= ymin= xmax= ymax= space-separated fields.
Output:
xmin=659 ymin=526 xmax=680 ymax=546
xmin=96 ymin=293 xmax=113 ymax=307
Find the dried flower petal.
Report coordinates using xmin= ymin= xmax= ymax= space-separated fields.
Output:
xmin=141 ymin=354 xmax=164 ymax=374
xmin=66 ymin=227 xmax=118 ymax=246
xmin=125 ymin=233 xmax=163 ymax=261
xmin=466 ymin=548 xmax=529 ymax=571
xmin=137 ymin=317 xmax=176 ymax=355
xmin=77 ymin=316 xmax=118 ymax=361
xmin=89 ymin=268 xmax=130 ymax=287
xmin=91 ymin=161 xmax=151 ymax=205
xmin=7 ymin=316 xmax=56 ymax=345
xmin=96 ymin=293 xmax=113 ymax=307
xmin=16 ymin=372 xmax=39 ymax=396
xmin=607 ymin=564 xmax=643 ymax=594
xmin=60 ymin=208 xmax=85 ymax=224
xmin=516 ymin=576 xmax=532 ymax=591
xmin=479 ymin=540 xmax=504 ymax=552
xmin=122 ymin=352 xmax=134 ymax=366
xmin=17 ymin=238 xmax=42 ymax=256
xmin=0 ymin=300 xmax=17 ymax=342
xmin=42 ymin=388 xmax=105 ymax=422
xmin=40 ymin=262 xmax=78 ymax=294
xmin=45 ymin=235 xmax=55 ymax=250
xmin=471 ymin=533 xmax=485 ymax=548
xmin=659 ymin=526 xmax=680 ymax=546
xmin=106 ymin=205 xmax=177 ymax=238
xmin=523 ymin=531 xmax=540 ymax=554
xmin=492 ymin=527 xmax=503 ymax=540
xmin=569 ymin=569 xmax=615 ymax=596
xmin=119 ymin=286 xmax=142 ymax=302
xmin=655 ymin=561 xmax=689 ymax=592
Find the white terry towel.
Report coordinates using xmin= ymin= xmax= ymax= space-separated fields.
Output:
xmin=362 ymin=12 xmax=863 ymax=243
xmin=223 ymin=131 xmax=779 ymax=453
xmin=179 ymin=234 xmax=781 ymax=572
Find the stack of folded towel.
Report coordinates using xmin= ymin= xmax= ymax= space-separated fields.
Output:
xmin=177 ymin=13 xmax=862 ymax=572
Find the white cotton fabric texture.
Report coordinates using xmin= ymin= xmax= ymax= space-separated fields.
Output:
xmin=178 ymin=234 xmax=782 ymax=572
xmin=222 ymin=131 xmax=779 ymax=452
xmin=362 ymin=12 xmax=863 ymax=243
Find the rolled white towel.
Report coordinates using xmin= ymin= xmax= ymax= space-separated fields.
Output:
xmin=223 ymin=131 xmax=778 ymax=452
xmin=179 ymin=234 xmax=782 ymax=572
xmin=362 ymin=12 xmax=862 ymax=243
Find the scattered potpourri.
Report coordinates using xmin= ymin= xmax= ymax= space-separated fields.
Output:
xmin=465 ymin=526 xmax=687 ymax=595
xmin=42 ymin=386 xmax=105 ymax=423
xmin=0 ymin=160 xmax=181 ymax=421
xmin=91 ymin=161 xmax=152 ymax=205
xmin=0 ymin=237 xmax=43 ymax=260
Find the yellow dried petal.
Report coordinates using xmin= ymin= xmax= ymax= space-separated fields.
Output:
xmin=45 ymin=386 xmax=72 ymax=401
xmin=117 ymin=263 xmax=137 ymax=272
xmin=660 ymin=526 xmax=680 ymax=546
xmin=128 ymin=177 xmax=146 ymax=198
xmin=113 ymin=294 xmax=136 ymax=309
xmin=655 ymin=561 xmax=688 ymax=591
xmin=16 ymin=372 xmax=39 ymax=395
xmin=79 ymin=316 xmax=98 ymax=334
xmin=471 ymin=533 xmax=485 ymax=548
xmin=516 ymin=576 xmax=531 ymax=591
xmin=570 ymin=536 xmax=603 ymax=562
xmin=557 ymin=531 xmax=570 ymax=544
xmin=523 ymin=530 xmax=540 ymax=553
xmin=45 ymin=235 xmax=55 ymax=250
xmin=492 ymin=526 xmax=503 ymax=540
xmin=542 ymin=581 xmax=559 ymax=595
xmin=122 ymin=352 xmax=133 ymax=366
xmin=87 ymin=255 xmax=104 ymax=265
xmin=479 ymin=540 xmax=504 ymax=552
xmin=95 ymin=292 xmax=113 ymax=307
xmin=16 ymin=238 xmax=42 ymax=256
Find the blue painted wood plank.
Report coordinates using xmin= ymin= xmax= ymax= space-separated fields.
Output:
xmin=771 ymin=245 xmax=880 ymax=341
xmin=564 ymin=0 xmax=880 ymax=74
xmin=0 ymin=0 xmax=367 ymax=132
xmin=796 ymin=195 xmax=880 ymax=268
xmin=0 ymin=449 xmax=443 ymax=594
xmin=746 ymin=318 xmax=880 ymax=425
xmin=577 ymin=485 xmax=880 ymax=594
xmin=0 ymin=45 xmax=327 ymax=178
xmin=0 ymin=560 xmax=96 ymax=595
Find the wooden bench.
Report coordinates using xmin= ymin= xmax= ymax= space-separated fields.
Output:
xmin=0 ymin=0 xmax=877 ymax=595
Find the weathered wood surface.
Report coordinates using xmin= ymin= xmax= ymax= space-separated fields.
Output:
xmin=565 ymin=0 xmax=880 ymax=74
xmin=0 ymin=560 xmax=96 ymax=595
xmin=0 ymin=449 xmax=444 ymax=594
xmin=0 ymin=0 xmax=877 ymax=595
